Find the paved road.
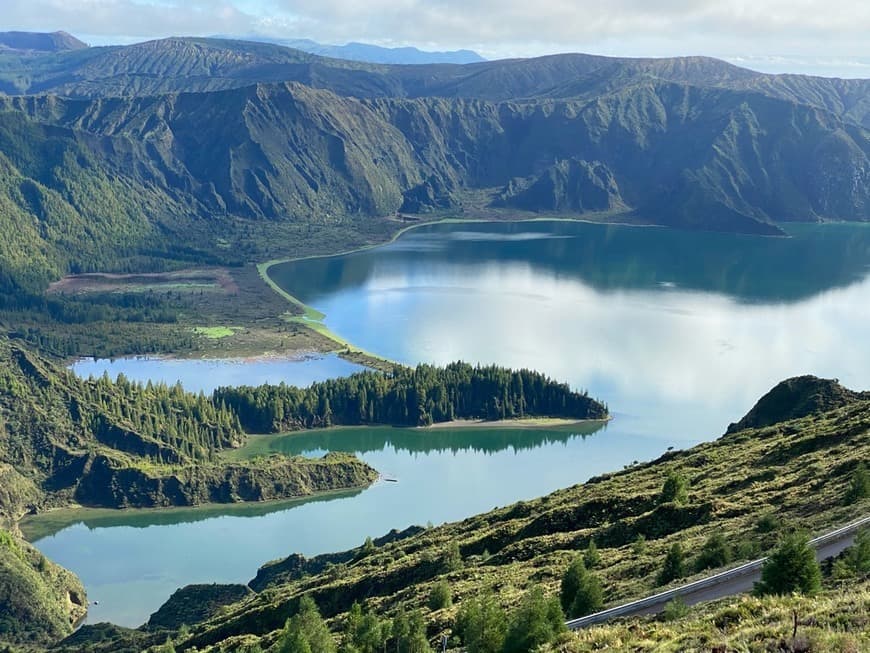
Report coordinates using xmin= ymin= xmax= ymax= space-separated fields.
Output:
xmin=565 ymin=515 xmax=869 ymax=629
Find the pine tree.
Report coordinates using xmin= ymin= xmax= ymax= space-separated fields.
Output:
xmin=755 ymin=534 xmax=822 ymax=596
xmin=502 ymin=587 xmax=565 ymax=653
xmin=454 ymin=596 xmax=507 ymax=653
xmin=276 ymin=595 xmax=336 ymax=653
xmin=391 ymin=607 xmax=429 ymax=653
xmin=560 ymin=556 xmax=603 ymax=619
xmin=583 ymin=540 xmax=600 ymax=568
xmin=428 ymin=581 xmax=452 ymax=610
xmin=657 ymin=542 xmax=686 ymax=585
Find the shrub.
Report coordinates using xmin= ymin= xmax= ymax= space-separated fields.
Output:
xmin=631 ymin=534 xmax=647 ymax=555
xmin=695 ymin=533 xmax=732 ymax=572
xmin=428 ymin=581 xmax=452 ymax=611
xmin=834 ymin=529 xmax=870 ymax=578
xmin=583 ymin=540 xmax=600 ymax=568
xmin=845 ymin=463 xmax=869 ymax=504
xmin=660 ymin=471 xmax=689 ymax=504
xmin=661 ymin=596 xmax=689 ymax=621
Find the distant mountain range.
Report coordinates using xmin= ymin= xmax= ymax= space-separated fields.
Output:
xmin=211 ymin=35 xmax=486 ymax=65
xmin=0 ymin=31 xmax=87 ymax=53
xmin=0 ymin=34 xmax=868 ymax=293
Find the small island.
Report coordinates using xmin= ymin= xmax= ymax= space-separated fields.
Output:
xmin=214 ymin=361 xmax=609 ymax=432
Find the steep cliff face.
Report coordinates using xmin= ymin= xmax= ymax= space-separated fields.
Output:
xmin=4 ymin=79 xmax=868 ymax=264
xmin=495 ymin=159 xmax=623 ymax=212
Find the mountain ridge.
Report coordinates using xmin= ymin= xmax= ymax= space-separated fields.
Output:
xmin=2 ymin=36 xmax=869 ymax=129
xmin=210 ymin=35 xmax=486 ymax=65
xmin=0 ymin=31 xmax=87 ymax=53
xmin=0 ymin=36 xmax=868 ymax=299
xmin=1 ymin=75 xmax=869 ymax=297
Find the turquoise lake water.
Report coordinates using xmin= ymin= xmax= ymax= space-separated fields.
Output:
xmin=31 ymin=220 xmax=870 ymax=626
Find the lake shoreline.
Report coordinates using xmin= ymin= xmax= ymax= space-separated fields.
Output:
xmin=256 ymin=213 xmax=645 ymax=370
xmin=20 ymin=480 xmax=377 ymax=544
xmin=417 ymin=416 xmax=612 ymax=430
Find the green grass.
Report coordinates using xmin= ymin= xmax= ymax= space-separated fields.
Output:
xmin=558 ymin=578 xmax=870 ymax=652
xmin=165 ymin=396 xmax=869 ymax=651
xmin=192 ymin=325 xmax=238 ymax=339
xmin=256 ymin=254 xmax=398 ymax=368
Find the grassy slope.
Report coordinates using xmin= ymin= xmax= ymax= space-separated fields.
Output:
xmin=150 ymin=384 xmax=870 ymax=651
xmin=0 ymin=529 xmax=87 ymax=648
xmin=560 ymin=578 xmax=870 ymax=653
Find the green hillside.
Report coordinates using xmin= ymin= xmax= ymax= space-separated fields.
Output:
xmin=0 ymin=335 xmax=378 ymax=648
xmin=1 ymin=75 xmax=868 ymax=302
xmin=0 ymin=38 xmax=868 ymax=343
xmin=48 ymin=376 xmax=867 ymax=652
xmin=0 ymin=337 xmax=378 ymax=520
xmin=0 ymin=528 xmax=86 ymax=648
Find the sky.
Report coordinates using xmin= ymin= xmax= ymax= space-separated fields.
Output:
xmin=3 ymin=0 xmax=870 ymax=78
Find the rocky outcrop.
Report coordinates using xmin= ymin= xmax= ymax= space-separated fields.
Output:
xmin=495 ymin=159 xmax=623 ymax=212
xmin=727 ymin=375 xmax=869 ymax=433
xmin=148 ymin=584 xmax=253 ymax=630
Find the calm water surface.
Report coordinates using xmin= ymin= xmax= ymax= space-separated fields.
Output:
xmin=30 ymin=220 xmax=870 ymax=627
xmin=70 ymin=352 xmax=364 ymax=394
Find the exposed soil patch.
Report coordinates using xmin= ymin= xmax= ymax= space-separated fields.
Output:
xmin=47 ymin=268 xmax=239 ymax=295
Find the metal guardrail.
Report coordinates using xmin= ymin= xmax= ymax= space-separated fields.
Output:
xmin=564 ymin=514 xmax=870 ymax=630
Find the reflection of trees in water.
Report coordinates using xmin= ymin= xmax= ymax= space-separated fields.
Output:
xmin=27 ymin=487 xmax=365 ymax=539
xmin=270 ymin=422 xmax=606 ymax=457
xmin=271 ymin=222 xmax=870 ymax=304
xmin=27 ymin=423 xmax=606 ymax=539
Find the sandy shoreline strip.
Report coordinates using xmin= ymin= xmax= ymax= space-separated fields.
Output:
xmin=419 ymin=417 xmax=609 ymax=430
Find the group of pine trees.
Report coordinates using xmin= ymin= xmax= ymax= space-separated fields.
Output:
xmin=214 ymin=362 xmax=607 ymax=432
xmin=1 ymin=343 xmax=606 ymax=474
xmin=78 ymin=372 xmax=244 ymax=463
xmin=0 ymin=342 xmax=245 ymax=472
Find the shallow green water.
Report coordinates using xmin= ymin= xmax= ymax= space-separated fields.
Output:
xmin=31 ymin=220 xmax=870 ymax=627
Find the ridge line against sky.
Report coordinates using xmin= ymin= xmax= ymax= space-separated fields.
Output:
xmin=2 ymin=0 xmax=870 ymax=78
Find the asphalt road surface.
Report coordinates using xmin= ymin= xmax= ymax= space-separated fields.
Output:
xmin=565 ymin=515 xmax=869 ymax=629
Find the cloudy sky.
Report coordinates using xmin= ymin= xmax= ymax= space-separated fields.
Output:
xmin=3 ymin=0 xmax=870 ymax=77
